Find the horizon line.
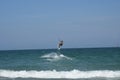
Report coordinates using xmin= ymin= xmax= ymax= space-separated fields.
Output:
xmin=0 ymin=47 xmax=120 ymax=51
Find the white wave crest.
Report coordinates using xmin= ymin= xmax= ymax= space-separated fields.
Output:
xmin=41 ymin=52 xmax=72 ymax=61
xmin=0 ymin=69 xmax=120 ymax=79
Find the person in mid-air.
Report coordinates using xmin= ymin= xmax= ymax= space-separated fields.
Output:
xmin=58 ymin=40 xmax=63 ymax=50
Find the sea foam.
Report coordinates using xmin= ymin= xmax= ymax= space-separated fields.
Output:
xmin=41 ymin=52 xmax=72 ymax=61
xmin=0 ymin=69 xmax=120 ymax=79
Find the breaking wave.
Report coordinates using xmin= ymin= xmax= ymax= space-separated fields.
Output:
xmin=41 ymin=52 xmax=72 ymax=61
xmin=0 ymin=69 xmax=120 ymax=79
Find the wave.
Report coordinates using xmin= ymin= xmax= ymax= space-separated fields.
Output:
xmin=0 ymin=69 xmax=120 ymax=79
xmin=41 ymin=52 xmax=72 ymax=61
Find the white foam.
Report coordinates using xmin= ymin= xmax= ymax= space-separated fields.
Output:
xmin=41 ymin=52 xmax=72 ymax=61
xmin=0 ymin=69 xmax=120 ymax=79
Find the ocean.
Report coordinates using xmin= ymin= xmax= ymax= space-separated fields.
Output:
xmin=0 ymin=48 xmax=120 ymax=80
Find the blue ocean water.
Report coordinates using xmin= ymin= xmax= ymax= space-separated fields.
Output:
xmin=0 ymin=48 xmax=120 ymax=80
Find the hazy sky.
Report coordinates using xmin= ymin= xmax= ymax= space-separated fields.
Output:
xmin=0 ymin=0 xmax=120 ymax=50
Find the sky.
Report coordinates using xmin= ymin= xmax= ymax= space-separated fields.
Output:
xmin=0 ymin=0 xmax=120 ymax=50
